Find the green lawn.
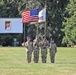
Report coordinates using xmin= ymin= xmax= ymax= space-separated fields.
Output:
xmin=0 ymin=47 xmax=76 ymax=75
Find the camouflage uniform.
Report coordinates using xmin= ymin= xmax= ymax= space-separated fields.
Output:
xmin=33 ymin=38 xmax=39 ymax=63
xmin=25 ymin=39 xmax=33 ymax=63
xmin=40 ymin=37 xmax=49 ymax=63
xmin=49 ymin=41 xmax=57 ymax=63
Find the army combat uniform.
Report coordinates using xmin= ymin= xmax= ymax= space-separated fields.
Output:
xmin=33 ymin=39 xmax=39 ymax=63
xmin=41 ymin=39 xmax=49 ymax=63
xmin=25 ymin=40 xmax=33 ymax=63
xmin=49 ymin=41 xmax=57 ymax=63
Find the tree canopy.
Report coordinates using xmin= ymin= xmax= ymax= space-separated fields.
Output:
xmin=0 ymin=0 xmax=76 ymax=46
xmin=62 ymin=0 xmax=76 ymax=46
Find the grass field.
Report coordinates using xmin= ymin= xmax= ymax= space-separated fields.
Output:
xmin=0 ymin=47 xmax=76 ymax=75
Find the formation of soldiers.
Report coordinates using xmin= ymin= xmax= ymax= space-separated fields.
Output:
xmin=25 ymin=35 xmax=57 ymax=63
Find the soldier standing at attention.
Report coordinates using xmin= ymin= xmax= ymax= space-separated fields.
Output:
xmin=41 ymin=35 xmax=49 ymax=63
xmin=49 ymin=34 xmax=52 ymax=43
xmin=25 ymin=37 xmax=33 ymax=63
xmin=49 ymin=40 xmax=57 ymax=63
xmin=33 ymin=36 xmax=39 ymax=63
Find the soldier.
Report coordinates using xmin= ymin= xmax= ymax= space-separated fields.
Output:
xmin=49 ymin=34 xmax=53 ymax=43
xmin=25 ymin=37 xmax=33 ymax=63
xmin=33 ymin=36 xmax=39 ymax=63
xmin=40 ymin=35 xmax=49 ymax=63
xmin=49 ymin=40 xmax=57 ymax=63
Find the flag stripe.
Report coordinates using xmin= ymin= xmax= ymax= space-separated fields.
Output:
xmin=22 ymin=10 xmax=30 ymax=23
xmin=29 ymin=16 xmax=38 ymax=22
xmin=22 ymin=9 xmax=39 ymax=23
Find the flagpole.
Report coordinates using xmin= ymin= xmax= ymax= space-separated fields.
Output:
xmin=24 ymin=0 xmax=27 ymax=47
xmin=44 ymin=0 xmax=46 ymax=38
xmin=23 ymin=23 xmax=26 ymax=47
xmin=36 ymin=23 xmax=38 ymax=37
xmin=45 ymin=21 xmax=46 ymax=37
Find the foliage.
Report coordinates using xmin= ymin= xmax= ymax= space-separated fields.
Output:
xmin=44 ymin=0 xmax=69 ymax=46
xmin=0 ymin=0 xmax=76 ymax=46
xmin=62 ymin=0 xmax=76 ymax=46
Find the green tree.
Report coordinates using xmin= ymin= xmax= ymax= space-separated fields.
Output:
xmin=0 ymin=0 xmax=69 ymax=46
xmin=46 ymin=0 xmax=69 ymax=46
xmin=62 ymin=0 xmax=76 ymax=46
xmin=0 ymin=0 xmax=27 ymax=17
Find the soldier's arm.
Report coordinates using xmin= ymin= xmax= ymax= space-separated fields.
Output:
xmin=55 ymin=44 xmax=57 ymax=53
xmin=46 ymin=41 xmax=50 ymax=49
xmin=33 ymin=40 xmax=39 ymax=47
xmin=25 ymin=42 xmax=28 ymax=48
xmin=39 ymin=40 xmax=43 ymax=47
xmin=47 ymin=41 xmax=49 ymax=46
xmin=49 ymin=43 xmax=52 ymax=49
xmin=33 ymin=40 xmax=35 ymax=46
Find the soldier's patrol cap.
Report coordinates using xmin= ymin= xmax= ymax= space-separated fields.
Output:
xmin=28 ymin=36 xmax=31 ymax=39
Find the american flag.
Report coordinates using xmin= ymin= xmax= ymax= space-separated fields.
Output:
xmin=22 ymin=10 xmax=30 ymax=23
xmin=22 ymin=9 xmax=39 ymax=23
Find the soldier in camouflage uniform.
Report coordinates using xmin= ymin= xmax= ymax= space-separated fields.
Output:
xmin=33 ymin=36 xmax=39 ymax=63
xmin=49 ymin=34 xmax=52 ymax=43
xmin=40 ymin=35 xmax=49 ymax=63
xmin=49 ymin=40 xmax=57 ymax=63
xmin=25 ymin=37 xmax=33 ymax=63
